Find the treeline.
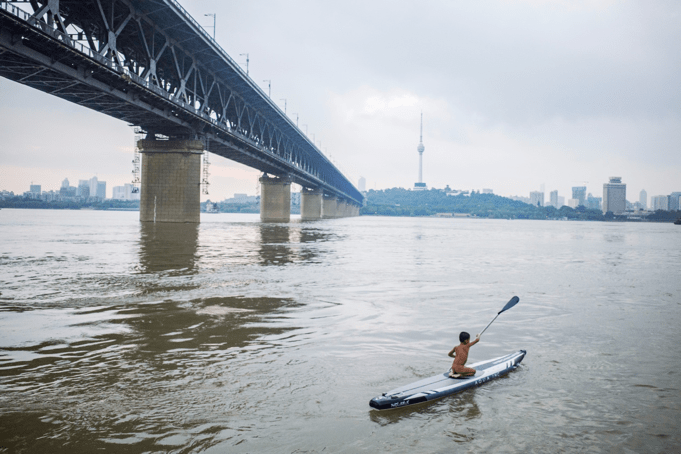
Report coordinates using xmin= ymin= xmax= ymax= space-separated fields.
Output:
xmin=645 ymin=210 xmax=681 ymax=222
xmin=0 ymin=196 xmax=140 ymax=210
xmin=201 ymin=201 xmax=301 ymax=215
xmin=359 ymin=188 xmax=681 ymax=222
xmin=201 ymin=201 xmax=259 ymax=214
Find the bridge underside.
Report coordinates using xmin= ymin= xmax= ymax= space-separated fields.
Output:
xmin=0 ymin=20 xmax=329 ymax=189
xmin=0 ymin=1 xmax=363 ymax=222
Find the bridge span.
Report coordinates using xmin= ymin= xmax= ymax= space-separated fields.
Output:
xmin=0 ymin=0 xmax=363 ymax=222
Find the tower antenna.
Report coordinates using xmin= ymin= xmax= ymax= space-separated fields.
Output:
xmin=414 ymin=112 xmax=426 ymax=190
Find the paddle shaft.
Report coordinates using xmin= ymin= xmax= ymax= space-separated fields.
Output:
xmin=479 ymin=314 xmax=500 ymax=337
xmin=478 ymin=296 xmax=519 ymax=337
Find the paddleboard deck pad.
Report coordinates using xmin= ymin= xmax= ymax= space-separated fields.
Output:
xmin=369 ymin=350 xmax=526 ymax=410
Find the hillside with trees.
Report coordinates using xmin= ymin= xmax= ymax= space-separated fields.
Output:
xmin=359 ymin=188 xmax=678 ymax=222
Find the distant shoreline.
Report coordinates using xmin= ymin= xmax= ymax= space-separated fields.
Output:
xmin=0 ymin=198 xmax=140 ymax=211
xmin=360 ymin=188 xmax=680 ymax=223
xmin=359 ymin=212 xmax=675 ymax=223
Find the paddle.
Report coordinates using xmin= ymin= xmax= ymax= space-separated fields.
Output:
xmin=478 ymin=296 xmax=519 ymax=337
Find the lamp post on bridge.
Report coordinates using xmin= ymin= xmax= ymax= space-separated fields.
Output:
xmin=204 ymin=14 xmax=216 ymax=39
xmin=280 ymin=98 xmax=287 ymax=114
xmin=240 ymin=53 xmax=249 ymax=75
xmin=291 ymin=113 xmax=299 ymax=127
xmin=263 ymin=80 xmax=271 ymax=97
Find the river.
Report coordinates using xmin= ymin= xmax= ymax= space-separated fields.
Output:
xmin=1 ymin=209 xmax=679 ymax=453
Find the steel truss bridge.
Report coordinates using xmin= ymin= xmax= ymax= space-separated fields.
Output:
xmin=0 ymin=0 xmax=363 ymax=205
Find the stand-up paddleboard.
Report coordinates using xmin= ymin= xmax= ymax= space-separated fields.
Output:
xmin=369 ymin=350 xmax=526 ymax=410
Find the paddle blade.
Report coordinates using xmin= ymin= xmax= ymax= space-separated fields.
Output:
xmin=498 ymin=296 xmax=519 ymax=314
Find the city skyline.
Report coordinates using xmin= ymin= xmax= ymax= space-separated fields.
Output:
xmin=8 ymin=173 xmax=679 ymax=212
xmin=1 ymin=1 xmax=680 ymax=202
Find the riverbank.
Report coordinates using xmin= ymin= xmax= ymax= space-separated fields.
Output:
xmin=0 ymin=197 xmax=140 ymax=211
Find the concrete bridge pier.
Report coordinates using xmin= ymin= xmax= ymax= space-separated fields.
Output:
xmin=338 ymin=199 xmax=349 ymax=217
xmin=321 ymin=196 xmax=361 ymax=218
xmin=322 ymin=195 xmax=338 ymax=219
xmin=138 ymin=139 xmax=203 ymax=223
xmin=260 ymin=175 xmax=291 ymax=222
xmin=301 ymin=188 xmax=323 ymax=221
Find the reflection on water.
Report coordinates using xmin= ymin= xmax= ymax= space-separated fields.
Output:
xmin=257 ymin=224 xmax=292 ymax=266
xmin=257 ymin=224 xmax=338 ymax=266
xmin=116 ymin=296 xmax=298 ymax=354
xmin=0 ymin=293 xmax=299 ymax=452
xmin=137 ymin=222 xmax=200 ymax=274
xmin=369 ymin=387 xmax=482 ymax=426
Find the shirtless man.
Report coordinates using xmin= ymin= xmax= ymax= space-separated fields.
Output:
xmin=448 ymin=332 xmax=480 ymax=378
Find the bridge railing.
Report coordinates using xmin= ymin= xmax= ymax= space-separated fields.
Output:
xmin=1 ymin=2 xmax=277 ymax=148
xmin=161 ymin=0 xmax=316 ymax=156
xmin=163 ymin=1 xmax=275 ymax=108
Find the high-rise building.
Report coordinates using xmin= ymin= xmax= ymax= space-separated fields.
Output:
xmin=549 ymin=190 xmax=558 ymax=208
xmin=96 ymin=181 xmax=106 ymax=199
xmin=572 ymin=186 xmax=587 ymax=206
xmin=669 ymin=192 xmax=681 ymax=211
xmin=112 ymin=186 xmax=125 ymax=200
xmin=60 ymin=180 xmax=77 ymax=199
xmin=414 ymin=113 xmax=426 ymax=191
xmin=41 ymin=190 xmax=59 ymax=202
xmin=651 ymin=195 xmax=669 ymax=211
xmin=77 ymin=180 xmax=90 ymax=198
xmin=602 ymin=177 xmax=626 ymax=214
xmin=88 ymin=177 xmax=98 ymax=198
xmin=586 ymin=193 xmax=602 ymax=210
xmin=639 ymin=189 xmax=647 ymax=210
xmin=358 ymin=176 xmax=366 ymax=192
xmin=78 ymin=176 xmax=107 ymax=199
xmin=530 ymin=191 xmax=544 ymax=207
xmin=29 ymin=184 xmax=41 ymax=196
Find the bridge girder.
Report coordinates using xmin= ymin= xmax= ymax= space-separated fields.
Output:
xmin=0 ymin=0 xmax=363 ymax=205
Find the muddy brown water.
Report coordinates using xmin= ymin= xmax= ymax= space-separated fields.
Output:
xmin=1 ymin=209 xmax=679 ymax=453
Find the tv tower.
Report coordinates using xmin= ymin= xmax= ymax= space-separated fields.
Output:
xmin=414 ymin=112 xmax=426 ymax=190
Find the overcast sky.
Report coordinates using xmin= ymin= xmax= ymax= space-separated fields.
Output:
xmin=1 ymin=0 xmax=680 ymax=202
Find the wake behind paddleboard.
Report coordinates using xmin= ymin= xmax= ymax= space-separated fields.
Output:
xmin=369 ymin=350 xmax=526 ymax=410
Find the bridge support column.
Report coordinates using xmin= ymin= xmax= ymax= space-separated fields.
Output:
xmin=138 ymin=139 xmax=203 ymax=223
xmin=338 ymin=199 xmax=349 ymax=217
xmin=322 ymin=195 xmax=338 ymax=219
xmin=260 ymin=175 xmax=291 ymax=222
xmin=301 ymin=188 xmax=323 ymax=220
